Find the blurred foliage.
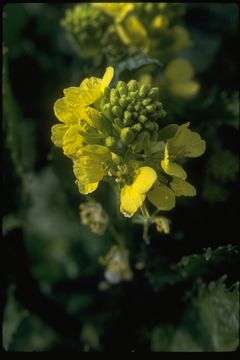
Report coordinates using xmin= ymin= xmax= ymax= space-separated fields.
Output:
xmin=2 ymin=3 xmax=239 ymax=352
xmin=151 ymin=277 xmax=239 ymax=351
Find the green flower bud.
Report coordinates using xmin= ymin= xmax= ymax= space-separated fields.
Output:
xmin=119 ymin=98 xmax=130 ymax=109
xmin=134 ymin=104 xmax=141 ymax=112
xmin=120 ymin=127 xmax=137 ymax=145
xmin=131 ymin=123 xmax=142 ymax=132
xmin=117 ymin=81 xmax=128 ymax=96
xmin=146 ymin=104 xmax=157 ymax=113
xmin=114 ymin=117 xmax=124 ymax=129
xmin=142 ymin=98 xmax=152 ymax=106
xmin=131 ymin=131 xmax=150 ymax=153
xmin=105 ymin=136 xmax=117 ymax=147
xmin=123 ymin=111 xmax=133 ymax=125
xmin=139 ymin=84 xmax=151 ymax=97
xmin=129 ymin=91 xmax=138 ymax=99
xmin=127 ymin=80 xmax=139 ymax=92
xmin=102 ymin=103 xmax=111 ymax=119
xmin=139 ymin=115 xmax=148 ymax=123
xmin=144 ymin=121 xmax=156 ymax=130
xmin=110 ymin=89 xmax=119 ymax=105
xmin=132 ymin=112 xmax=138 ymax=119
xmin=112 ymin=105 xmax=123 ymax=117
xmin=127 ymin=104 xmax=134 ymax=111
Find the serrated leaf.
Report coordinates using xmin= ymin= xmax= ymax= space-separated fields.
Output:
xmin=113 ymin=52 xmax=162 ymax=86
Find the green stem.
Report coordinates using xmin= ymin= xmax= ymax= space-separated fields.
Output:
xmin=108 ymin=223 xmax=125 ymax=247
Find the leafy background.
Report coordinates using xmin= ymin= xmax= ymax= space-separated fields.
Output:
xmin=2 ymin=3 xmax=239 ymax=352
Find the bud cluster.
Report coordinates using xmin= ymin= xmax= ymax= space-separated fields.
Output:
xmin=101 ymin=80 xmax=166 ymax=153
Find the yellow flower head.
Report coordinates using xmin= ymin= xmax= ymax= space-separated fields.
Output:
xmin=51 ymin=67 xmax=114 ymax=158
xmin=51 ymin=67 xmax=206 ymax=219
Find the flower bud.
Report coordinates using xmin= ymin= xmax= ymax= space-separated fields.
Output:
xmin=146 ymin=104 xmax=156 ymax=113
xmin=117 ymin=81 xmax=128 ymax=96
xmin=142 ymin=98 xmax=152 ymax=106
xmin=131 ymin=123 xmax=142 ymax=132
xmin=131 ymin=131 xmax=150 ymax=153
xmin=120 ymin=127 xmax=137 ymax=145
xmin=114 ymin=117 xmax=124 ymax=129
xmin=127 ymin=80 xmax=139 ymax=92
xmin=102 ymin=103 xmax=111 ymax=119
xmin=119 ymin=98 xmax=130 ymax=108
xmin=148 ymin=87 xmax=159 ymax=99
xmin=112 ymin=105 xmax=123 ymax=117
xmin=144 ymin=121 xmax=155 ymax=130
xmin=105 ymin=136 xmax=117 ymax=147
xmin=139 ymin=84 xmax=151 ymax=97
xmin=139 ymin=114 xmax=148 ymax=123
xmin=123 ymin=111 xmax=133 ymax=125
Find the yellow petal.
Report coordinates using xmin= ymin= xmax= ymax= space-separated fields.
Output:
xmin=77 ymin=182 xmax=98 ymax=195
xmin=54 ymin=98 xmax=78 ymax=124
xmin=124 ymin=15 xmax=148 ymax=47
xmin=83 ymin=107 xmax=105 ymax=131
xmin=168 ymin=122 xmax=206 ymax=158
xmin=51 ymin=124 xmax=69 ymax=148
xmin=94 ymin=3 xmax=133 ymax=22
xmin=169 ymin=81 xmax=200 ymax=99
xmin=120 ymin=166 xmax=157 ymax=217
xmin=148 ymin=183 xmax=176 ymax=211
xmin=78 ymin=144 xmax=112 ymax=162
xmin=63 ymin=87 xmax=82 ymax=105
xmin=79 ymin=77 xmax=102 ymax=106
xmin=131 ymin=166 xmax=157 ymax=194
xmin=120 ymin=186 xmax=145 ymax=218
xmin=170 ymin=178 xmax=196 ymax=197
xmin=161 ymin=158 xmax=187 ymax=180
xmin=62 ymin=125 xmax=85 ymax=159
xmin=73 ymin=156 xmax=106 ymax=185
xmin=101 ymin=67 xmax=114 ymax=92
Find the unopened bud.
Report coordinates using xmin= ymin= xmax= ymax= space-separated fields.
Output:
xmin=139 ymin=84 xmax=151 ymax=97
xmin=117 ymin=81 xmax=128 ymax=96
xmin=142 ymin=98 xmax=152 ymax=106
xmin=123 ymin=111 xmax=133 ymax=125
xmin=127 ymin=80 xmax=139 ymax=92
xmin=112 ymin=105 xmax=123 ymax=117
xmin=139 ymin=114 xmax=148 ymax=123
xmin=105 ymin=136 xmax=117 ymax=147
xmin=148 ymin=87 xmax=159 ymax=99
xmin=131 ymin=123 xmax=142 ymax=132
xmin=120 ymin=127 xmax=137 ymax=145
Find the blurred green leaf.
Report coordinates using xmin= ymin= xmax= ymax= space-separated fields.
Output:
xmin=3 ymin=286 xmax=28 ymax=351
xmin=151 ymin=277 xmax=239 ymax=351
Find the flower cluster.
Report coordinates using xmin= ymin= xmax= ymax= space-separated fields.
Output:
xmin=51 ymin=67 xmax=206 ymax=218
xmin=61 ymin=3 xmax=191 ymax=66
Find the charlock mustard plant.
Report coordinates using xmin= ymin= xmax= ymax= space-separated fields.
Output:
xmin=51 ymin=66 xmax=206 ymax=218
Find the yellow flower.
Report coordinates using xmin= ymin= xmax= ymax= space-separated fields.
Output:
xmin=162 ymin=58 xmax=200 ymax=99
xmin=93 ymin=3 xmax=134 ymax=23
xmin=120 ymin=166 xmax=157 ymax=217
xmin=51 ymin=67 xmax=114 ymax=156
xmin=73 ymin=145 xmax=112 ymax=195
xmin=161 ymin=122 xmax=206 ymax=178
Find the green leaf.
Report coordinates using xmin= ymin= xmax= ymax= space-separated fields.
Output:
xmin=151 ymin=277 xmax=239 ymax=352
xmin=3 ymin=286 xmax=28 ymax=351
xmin=113 ymin=51 xmax=162 ymax=86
